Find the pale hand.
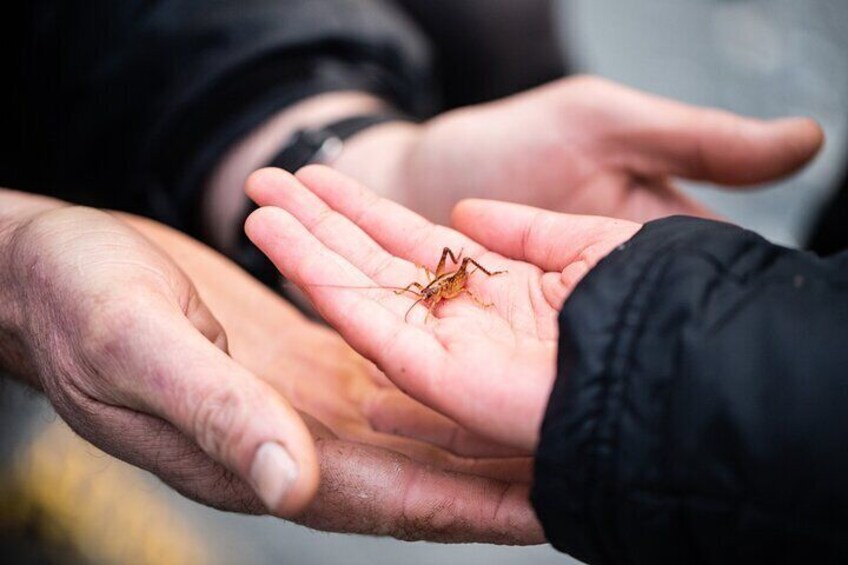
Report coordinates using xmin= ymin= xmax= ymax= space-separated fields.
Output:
xmin=245 ymin=166 xmax=640 ymax=452
xmin=337 ymin=76 xmax=824 ymax=224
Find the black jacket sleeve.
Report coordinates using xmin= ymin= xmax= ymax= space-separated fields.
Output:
xmin=8 ymin=0 xmax=431 ymax=232
xmin=532 ymin=216 xmax=848 ymax=564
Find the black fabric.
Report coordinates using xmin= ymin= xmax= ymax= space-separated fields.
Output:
xmin=534 ymin=216 xmax=848 ymax=564
xmin=269 ymin=113 xmax=409 ymax=173
xmin=234 ymin=112 xmax=408 ymax=291
xmin=808 ymin=174 xmax=848 ymax=257
xmin=1 ymin=0 xmax=432 ymax=234
xmin=1 ymin=0 xmax=565 ymax=237
xmin=393 ymin=0 xmax=566 ymax=108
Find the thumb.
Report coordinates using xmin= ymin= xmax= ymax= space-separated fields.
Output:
xmin=594 ymin=82 xmax=824 ymax=185
xmin=114 ymin=299 xmax=320 ymax=517
xmin=452 ymin=199 xmax=640 ymax=273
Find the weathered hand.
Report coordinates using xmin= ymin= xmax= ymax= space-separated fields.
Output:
xmin=0 ymin=198 xmax=318 ymax=517
xmin=337 ymin=76 xmax=823 ymax=224
xmin=128 ymin=215 xmax=541 ymax=544
xmin=245 ymin=166 xmax=640 ymax=452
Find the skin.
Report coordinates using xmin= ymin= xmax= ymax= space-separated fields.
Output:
xmin=0 ymin=189 xmax=542 ymax=544
xmin=245 ymin=166 xmax=642 ymax=451
xmin=0 ymin=75 xmax=824 ymax=546
xmin=338 ymin=76 xmax=824 ymax=225
xmin=0 ymin=191 xmax=319 ymax=517
xmin=208 ymin=77 xmax=823 ymax=248
xmin=128 ymin=214 xmax=541 ymax=542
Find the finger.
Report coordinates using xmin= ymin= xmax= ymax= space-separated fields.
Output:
xmin=294 ymin=165 xmax=491 ymax=270
xmin=298 ymin=438 xmax=544 ymax=544
xmin=351 ymin=428 xmax=533 ymax=483
xmin=246 ymin=181 xmax=431 ymax=322
xmin=246 ymin=167 xmax=419 ymax=287
xmin=94 ymin=297 xmax=320 ymax=517
xmin=365 ymin=387 xmax=528 ymax=459
xmin=599 ymin=82 xmax=824 ymax=185
xmin=453 ymin=199 xmax=641 ymax=274
xmin=245 ymin=206 xmax=454 ymax=412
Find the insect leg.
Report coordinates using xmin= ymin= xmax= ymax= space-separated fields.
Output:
xmin=425 ymin=299 xmax=441 ymax=323
xmin=417 ymin=264 xmax=434 ymax=282
xmin=463 ymin=289 xmax=494 ymax=308
xmin=394 ymin=282 xmax=425 ymax=297
xmin=435 ymin=247 xmax=463 ymax=276
xmin=465 ymin=258 xmax=506 ymax=278
xmin=403 ymin=297 xmax=426 ymax=322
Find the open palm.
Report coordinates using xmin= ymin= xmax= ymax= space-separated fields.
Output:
xmin=343 ymin=77 xmax=824 ymax=225
xmin=246 ymin=166 xmax=640 ymax=451
xmin=130 ymin=213 xmax=540 ymax=543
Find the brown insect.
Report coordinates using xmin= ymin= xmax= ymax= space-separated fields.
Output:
xmin=394 ymin=247 xmax=506 ymax=321
xmin=309 ymin=247 xmax=506 ymax=322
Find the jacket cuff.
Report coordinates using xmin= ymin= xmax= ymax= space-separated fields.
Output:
xmin=530 ymin=216 xmax=764 ymax=564
xmin=146 ymin=56 xmax=428 ymax=238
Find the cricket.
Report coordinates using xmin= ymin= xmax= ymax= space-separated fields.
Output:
xmin=394 ymin=247 xmax=506 ymax=321
xmin=310 ymin=247 xmax=506 ymax=322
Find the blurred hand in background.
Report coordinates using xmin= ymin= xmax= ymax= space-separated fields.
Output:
xmin=335 ymin=76 xmax=824 ymax=225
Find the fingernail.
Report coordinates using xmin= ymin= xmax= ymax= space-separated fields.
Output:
xmin=250 ymin=442 xmax=299 ymax=513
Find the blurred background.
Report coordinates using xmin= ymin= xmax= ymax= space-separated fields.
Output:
xmin=2 ymin=1 xmax=846 ymax=563
xmin=561 ymin=0 xmax=848 ymax=247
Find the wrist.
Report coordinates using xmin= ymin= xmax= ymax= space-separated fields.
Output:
xmin=330 ymin=120 xmax=422 ymax=205
xmin=204 ymin=91 xmax=393 ymax=253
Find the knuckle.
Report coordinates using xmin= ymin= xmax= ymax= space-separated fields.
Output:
xmin=307 ymin=206 xmax=337 ymax=233
xmin=4 ymin=213 xmax=63 ymax=293
xmin=521 ymin=210 xmax=549 ymax=257
xmin=577 ymin=241 xmax=610 ymax=271
xmin=190 ymin=386 xmax=245 ymax=461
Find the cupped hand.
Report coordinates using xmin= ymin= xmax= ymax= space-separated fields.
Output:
xmin=338 ymin=76 xmax=823 ymax=224
xmin=1 ymin=201 xmax=318 ymax=517
xmin=245 ymin=166 xmax=640 ymax=452
xmin=126 ymin=214 xmax=542 ymax=544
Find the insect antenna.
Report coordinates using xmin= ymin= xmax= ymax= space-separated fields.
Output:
xmin=404 ymin=297 xmax=426 ymax=322
xmin=303 ymin=282 xmax=427 ymax=300
xmin=304 ymin=283 xmax=411 ymax=292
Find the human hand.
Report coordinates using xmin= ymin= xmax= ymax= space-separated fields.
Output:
xmin=126 ymin=214 xmax=542 ymax=544
xmin=0 ymin=193 xmax=318 ymax=517
xmin=336 ymin=76 xmax=823 ymax=224
xmin=244 ymin=166 xmax=640 ymax=452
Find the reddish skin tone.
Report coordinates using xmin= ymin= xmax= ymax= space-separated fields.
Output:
xmin=0 ymin=195 xmax=319 ymax=518
xmin=0 ymin=191 xmax=542 ymax=544
xmin=246 ymin=166 xmax=641 ymax=452
xmin=131 ymin=215 xmax=543 ymax=544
